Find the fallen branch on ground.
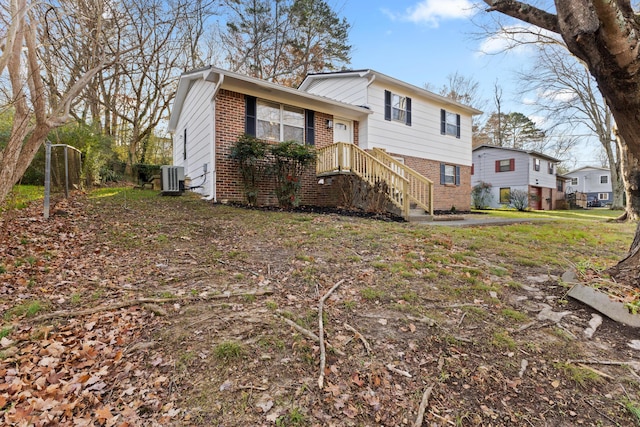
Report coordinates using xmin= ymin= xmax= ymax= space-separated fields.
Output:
xmin=318 ymin=279 xmax=345 ymax=389
xmin=414 ymin=384 xmax=434 ymax=427
xmin=30 ymin=289 xmax=273 ymax=322
xmin=567 ymin=359 xmax=640 ymax=369
xmin=275 ymin=312 xmax=346 ymax=357
xmin=386 ymin=363 xmax=412 ymax=378
xmin=344 ymin=322 xmax=371 ymax=354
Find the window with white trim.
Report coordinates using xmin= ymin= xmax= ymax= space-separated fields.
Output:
xmin=533 ymin=158 xmax=540 ymax=171
xmin=598 ymin=193 xmax=609 ymax=200
xmin=600 ymin=175 xmax=608 ymax=184
xmin=392 ymin=94 xmax=407 ymax=122
xmin=443 ymin=164 xmax=455 ymax=184
xmin=548 ymin=162 xmax=554 ymax=174
xmin=440 ymin=109 xmax=461 ymax=138
xmin=384 ymin=90 xmax=411 ymax=125
xmin=440 ymin=163 xmax=460 ymax=186
xmin=570 ymin=177 xmax=578 ymax=186
xmin=257 ymin=100 xmax=304 ymax=143
xmin=496 ymin=159 xmax=515 ymax=172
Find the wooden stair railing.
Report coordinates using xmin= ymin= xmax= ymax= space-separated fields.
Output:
xmin=316 ymin=142 xmax=410 ymax=220
xmin=371 ymin=147 xmax=434 ymax=215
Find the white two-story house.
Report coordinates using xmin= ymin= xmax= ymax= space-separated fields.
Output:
xmin=168 ymin=67 xmax=481 ymax=218
xmin=564 ymin=166 xmax=613 ymax=206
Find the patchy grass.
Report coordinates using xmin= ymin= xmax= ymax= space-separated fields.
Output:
xmin=2 ymin=189 xmax=639 ymax=426
xmin=213 ymin=341 xmax=245 ymax=361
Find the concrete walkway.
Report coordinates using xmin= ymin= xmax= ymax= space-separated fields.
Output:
xmin=415 ymin=214 xmax=554 ymax=227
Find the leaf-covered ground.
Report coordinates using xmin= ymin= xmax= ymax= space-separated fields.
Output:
xmin=2 ymin=188 xmax=640 ymax=426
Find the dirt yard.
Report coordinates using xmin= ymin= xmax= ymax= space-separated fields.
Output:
xmin=1 ymin=189 xmax=640 ymax=426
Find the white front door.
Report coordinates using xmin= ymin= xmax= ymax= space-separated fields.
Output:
xmin=333 ymin=118 xmax=352 ymax=144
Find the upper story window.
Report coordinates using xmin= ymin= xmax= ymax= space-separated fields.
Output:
xmin=533 ymin=158 xmax=540 ymax=171
xmin=384 ymin=90 xmax=412 ymax=125
xmin=548 ymin=162 xmax=554 ymax=174
xmin=257 ymin=100 xmax=304 ymax=143
xmin=440 ymin=109 xmax=461 ymax=138
xmin=600 ymin=175 xmax=609 ymax=184
xmin=571 ymin=177 xmax=578 ymax=185
xmin=495 ymin=158 xmax=515 ymax=173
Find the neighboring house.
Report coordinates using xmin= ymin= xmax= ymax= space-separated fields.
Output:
xmin=471 ymin=145 xmax=561 ymax=210
xmin=564 ymin=166 xmax=613 ymax=206
xmin=168 ymin=66 xmax=481 ymax=218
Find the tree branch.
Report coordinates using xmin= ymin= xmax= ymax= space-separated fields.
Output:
xmin=483 ymin=0 xmax=560 ymax=33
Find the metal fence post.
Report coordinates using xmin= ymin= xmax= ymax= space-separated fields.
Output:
xmin=44 ymin=141 xmax=51 ymax=219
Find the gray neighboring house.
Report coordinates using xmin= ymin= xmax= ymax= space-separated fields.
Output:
xmin=564 ymin=166 xmax=613 ymax=206
xmin=472 ymin=145 xmax=561 ymax=210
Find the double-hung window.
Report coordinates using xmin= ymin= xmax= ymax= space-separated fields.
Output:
xmin=548 ymin=162 xmax=554 ymax=174
xmin=600 ymin=175 xmax=609 ymax=184
xmin=533 ymin=158 xmax=540 ymax=171
xmin=246 ymin=96 xmax=314 ymax=144
xmin=257 ymin=100 xmax=305 ymax=143
xmin=496 ymin=159 xmax=515 ymax=172
xmin=440 ymin=109 xmax=461 ymax=138
xmin=570 ymin=177 xmax=578 ymax=186
xmin=440 ymin=163 xmax=461 ymax=186
xmin=384 ymin=90 xmax=412 ymax=125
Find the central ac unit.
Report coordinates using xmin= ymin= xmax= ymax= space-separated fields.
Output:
xmin=161 ymin=166 xmax=185 ymax=195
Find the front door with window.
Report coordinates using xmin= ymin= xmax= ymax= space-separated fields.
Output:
xmin=333 ymin=118 xmax=352 ymax=144
xmin=333 ymin=118 xmax=352 ymax=171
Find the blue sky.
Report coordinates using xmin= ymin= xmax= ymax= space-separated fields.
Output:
xmin=338 ymin=0 xmax=602 ymax=167
xmin=341 ymin=0 xmax=513 ymax=108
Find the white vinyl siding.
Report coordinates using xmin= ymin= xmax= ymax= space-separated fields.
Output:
xmin=302 ymin=76 xmax=368 ymax=106
xmin=564 ymin=167 xmax=612 ymax=194
xmin=363 ymin=81 xmax=472 ymax=166
xmin=172 ymin=78 xmax=216 ymax=191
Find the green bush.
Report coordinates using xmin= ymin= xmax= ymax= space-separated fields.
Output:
xmin=270 ymin=141 xmax=316 ymax=208
xmin=229 ymin=134 xmax=268 ymax=205
xmin=471 ymin=181 xmax=493 ymax=209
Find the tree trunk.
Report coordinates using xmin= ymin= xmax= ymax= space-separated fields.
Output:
xmin=617 ymin=133 xmax=640 ymax=221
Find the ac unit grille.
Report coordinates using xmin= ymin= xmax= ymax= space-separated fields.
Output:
xmin=161 ymin=166 xmax=185 ymax=194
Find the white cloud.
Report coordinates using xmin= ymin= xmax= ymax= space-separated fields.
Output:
xmin=529 ymin=114 xmax=547 ymax=127
xmin=539 ymin=89 xmax=577 ymax=103
xmin=387 ymin=0 xmax=475 ymax=27
xmin=476 ymin=24 xmax=560 ymax=56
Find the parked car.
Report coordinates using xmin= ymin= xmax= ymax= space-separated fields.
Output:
xmin=587 ymin=198 xmax=601 ymax=207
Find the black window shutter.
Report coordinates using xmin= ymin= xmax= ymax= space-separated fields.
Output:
xmin=183 ymin=128 xmax=187 ymax=160
xmin=245 ymin=95 xmax=257 ymax=136
xmin=440 ymin=109 xmax=446 ymax=134
xmin=455 ymin=166 xmax=461 ymax=186
xmin=305 ymin=110 xmax=315 ymax=145
xmin=456 ymin=114 xmax=461 ymax=138
xmin=406 ymin=97 xmax=412 ymax=126
xmin=384 ymin=90 xmax=391 ymax=121
xmin=440 ymin=163 xmax=446 ymax=185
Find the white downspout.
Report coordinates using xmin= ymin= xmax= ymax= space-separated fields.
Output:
xmin=203 ymin=75 xmax=224 ymax=201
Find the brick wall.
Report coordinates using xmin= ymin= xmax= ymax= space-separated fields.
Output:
xmin=214 ymin=90 xmax=341 ymax=206
xmin=213 ymin=89 xmax=467 ymax=212
xmin=389 ymin=152 xmax=471 ymax=212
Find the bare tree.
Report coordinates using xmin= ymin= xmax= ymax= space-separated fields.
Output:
xmin=519 ymin=43 xmax=626 ymax=209
xmin=437 ymin=71 xmax=487 ymax=144
xmin=0 ymin=0 xmax=111 ymax=203
xmin=481 ymin=0 xmax=640 ymax=285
